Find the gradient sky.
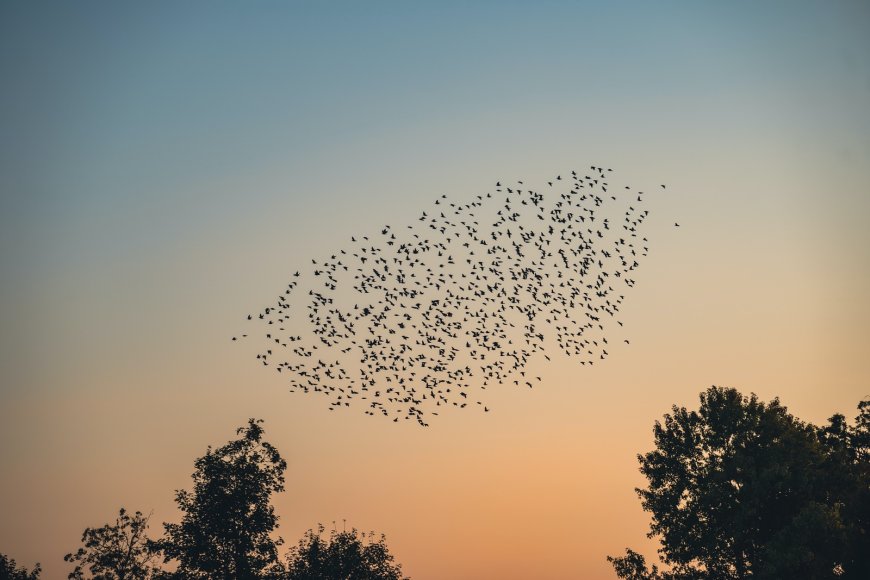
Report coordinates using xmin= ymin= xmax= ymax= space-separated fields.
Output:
xmin=1 ymin=1 xmax=869 ymax=578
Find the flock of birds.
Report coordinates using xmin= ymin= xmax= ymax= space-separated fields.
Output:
xmin=235 ymin=167 xmax=668 ymax=426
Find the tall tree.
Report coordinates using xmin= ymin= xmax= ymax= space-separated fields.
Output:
xmin=0 ymin=554 xmax=40 ymax=580
xmin=285 ymin=524 xmax=408 ymax=580
xmin=153 ymin=419 xmax=287 ymax=579
xmin=608 ymin=386 xmax=870 ymax=579
xmin=64 ymin=508 xmax=157 ymax=580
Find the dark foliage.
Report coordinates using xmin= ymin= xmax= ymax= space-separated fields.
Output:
xmin=285 ymin=525 xmax=408 ymax=580
xmin=152 ymin=419 xmax=287 ymax=579
xmin=64 ymin=508 xmax=157 ymax=579
xmin=0 ymin=554 xmax=40 ymax=580
xmin=609 ymin=386 xmax=870 ymax=579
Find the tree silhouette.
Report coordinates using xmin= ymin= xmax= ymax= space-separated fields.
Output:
xmin=64 ymin=508 xmax=158 ymax=580
xmin=285 ymin=524 xmax=408 ymax=580
xmin=0 ymin=554 xmax=40 ymax=580
xmin=608 ymin=386 xmax=870 ymax=579
xmin=152 ymin=419 xmax=287 ymax=579
xmin=817 ymin=399 xmax=870 ymax=576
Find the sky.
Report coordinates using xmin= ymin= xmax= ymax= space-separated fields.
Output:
xmin=1 ymin=1 xmax=869 ymax=578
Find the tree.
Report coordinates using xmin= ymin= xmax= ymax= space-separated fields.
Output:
xmin=609 ymin=386 xmax=870 ymax=579
xmin=0 ymin=554 xmax=40 ymax=580
xmin=64 ymin=508 xmax=158 ymax=580
xmin=817 ymin=400 xmax=870 ymax=577
xmin=285 ymin=524 xmax=408 ymax=580
xmin=152 ymin=419 xmax=286 ymax=579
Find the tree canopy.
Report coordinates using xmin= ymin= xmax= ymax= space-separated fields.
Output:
xmin=64 ymin=508 xmax=157 ymax=580
xmin=152 ymin=419 xmax=287 ymax=579
xmin=0 ymin=554 xmax=41 ymax=580
xmin=285 ymin=525 xmax=408 ymax=580
xmin=609 ymin=386 xmax=870 ymax=579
